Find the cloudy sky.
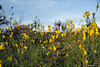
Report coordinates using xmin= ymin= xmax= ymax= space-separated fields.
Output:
xmin=0 ymin=0 xmax=100 ymax=29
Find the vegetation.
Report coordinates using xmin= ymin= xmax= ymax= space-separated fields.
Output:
xmin=0 ymin=1 xmax=100 ymax=67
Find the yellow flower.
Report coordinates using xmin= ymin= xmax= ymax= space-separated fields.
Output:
xmin=8 ymin=27 xmax=10 ymax=29
xmin=70 ymin=20 xmax=73 ymax=23
xmin=84 ymin=25 xmax=87 ymax=30
xmin=66 ymin=54 xmax=68 ymax=57
xmin=68 ymin=22 xmax=70 ymax=25
xmin=16 ymin=23 xmax=18 ymax=25
xmin=0 ymin=30 xmax=1 ymax=33
xmin=0 ymin=64 xmax=1 ymax=67
xmin=21 ymin=50 xmax=23 ymax=54
xmin=10 ymin=28 xmax=12 ymax=31
xmin=24 ymin=46 xmax=27 ymax=51
xmin=2 ymin=35 xmax=5 ymax=38
xmin=84 ymin=50 xmax=87 ymax=56
xmin=69 ymin=44 xmax=71 ymax=47
xmin=13 ymin=22 xmax=16 ymax=25
xmin=57 ymin=52 xmax=58 ymax=56
xmin=73 ymin=24 xmax=75 ymax=27
xmin=78 ymin=40 xmax=80 ymax=42
xmin=10 ymin=35 xmax=12 ymax=38
xmin=79 ymin=44 xmax=81 ymax=49
xmin=83 ymin=35 xmax=86 ymax=40
xmin=34 ymin=31 xmax=36 ymax=34
xmin=17 ymin=49 xmax=20 ymax=53
xmin=94 ymin=50 xmax=96 ymax=54
xmin=49 ymin=47 xmax=51 ymax=50
xmin=96 ymin=32 xmax=99 ymax=35
xmin=11 ymin=32 xmax=13 ymax=35
xmin=47 ymin=52 xmax=50 ymax=56
xmin=81 ymin=25 xmax=83 ymax=29
xmin=0 ymin=60 xmax=2 ymax=63
xmin=0 ymin=45 xmax=4 ymax=50
xmin=44 ymin=41 xmax=45 ymax=44
xmin=15 ymin=44 xmax=18 ymax=48
xmin=7 ymin=56 xmax=12 ymax=61
xmin=87 ymin=12 xmax=90 ymax=16
xmin=96 ymin=3 xmax=99 ymax=8
xmin=42 ymin=46 xmax=44 ymax=49
xmin=83 ymin=14 xmax=85 ymax=17
xmin=95 ymin=28 xmax=98 ymax=32
xmin=61 ymin=33 xmax=63 ymax=37
xmin=40 ymin=40 xmax=41 ymax=43
xmin=53 ymin=46 xmax=56 ymax=51
xmin=67 ymin=26 xmax=69 ymax=29
xmin=85 ymin=59 xmax=88 ymax=65
xmin=34 ymin=60 xmax=36 ymax=62
xmin=66 ymin=21 xmax=68 ymax=24
xmin=84 ymin=11 xmax=87 ymax=15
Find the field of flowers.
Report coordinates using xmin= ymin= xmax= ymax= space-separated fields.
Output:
xmin=0 ymin=1 xmax=100 ymax=67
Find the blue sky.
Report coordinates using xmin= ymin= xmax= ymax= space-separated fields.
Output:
xmin=0 ymin=0 xmax=100 ymax=29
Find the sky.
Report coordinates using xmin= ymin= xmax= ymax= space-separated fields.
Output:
xmin=0 ymin=0 xmax=100 ymax=29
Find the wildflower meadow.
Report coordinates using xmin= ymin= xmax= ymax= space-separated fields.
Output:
xmin=0 ymin=1 xmax=100 ymax=67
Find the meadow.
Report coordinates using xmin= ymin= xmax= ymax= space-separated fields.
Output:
xmin=0 ymin=2 xmax=100 ymax=67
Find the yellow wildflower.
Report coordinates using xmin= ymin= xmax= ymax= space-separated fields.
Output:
xmin=35 ymin=31 xmax=36 ymax=34
xmin=83 ymin=35 xmax=86 ymax=40
xmin=66 ymin=54 xmax=68 ymax=57
xmin=47 ymin=52 xmax=49 ymax=56
xmin=10 ymin=28 xmax=12 ymax=31
xmin=24 ymin=46 xmax=27 ymax=51
xmin=21 ymin=50 xmax=23 ymax=54
xmin=84 ymin=50 xmax=87 ymax=56
xmin=0 ymin=60 xmax=2 ymax=63
xmin=10 ymin=35 xmax=12 ymax=38
xmin=13 ymin=22 xmax=16 ymax=25
xmin=44 ymin=41 xmax=45 ymax=44
xmin=84 ymin=25 xmax=87 ymax=30
xmin=15 ymin=44 xmax=18 ymax=48
xmin=57 ymin=52 xmax=58 ymax=56
xmin=96 ymin=3 xmax=99 ymax=8
xmin=42 ymin=46 xmax=44 ymax=49
xmin=94 ymin=50 xmax=96 ymax=54
xmin=0 ymin=45 xmax=4 ymax=50
xmin=78 ymin=40 xmax=80 ymax=42
xmin=81 ymin=25 xmax=83 ymax=29
xmin=2 ymin=35 xmax=5 ymax=38
xmin=49 ymin=47 xmax=51 ymax=50
xmin=84 ymin=11 xmax=87 ymax=15
xmin=40 ymin=40 xmax=41 ymax=43
xmin=83 ymin=14 xmax=85 ymax=17
xmin=67 ymin=26 xmax=69 ymax=29
xmin=85 ymin=59 xmax=88 ymax=65
xmin=0 ymin=30 xmax=1 ymax=33
xmin=11 ymin=32 xmax=13 ymax=35
xmin=34 ymin=60 xmax=36 ymax=62
xmin=95 ymin=28 xmax=98 ymax=32
xmin=87 ymin=12 xmax=90 ymax=16
xmin=68 ymin=22 xmax=70 ymax=25
xmin=17 ymin=49 xmax=20 ymax=53
xmin=71 ymin=20 xmax=73 ymax=23
xmin=96 ymin=32 xmax=99 ymax=35
xmin=7 ymin=56 xmax=12 ymax=61
xmin=79 ymin=44 xmax=81 ymax=49
xmin=66 ymin=21 xmax=68 ymax=24
xmin=53 ymin=46 xmax=56 ymax=51
xmin=0 ymin=64 xmax=1 ymax=67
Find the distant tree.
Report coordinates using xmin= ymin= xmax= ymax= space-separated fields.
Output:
xmin=53 ymin=20 xmax=62 ymax=31
xmin=0 ymin=5 xmax=14 ymax=31
xmin=28 ymin=16 xmax=43 ymax=30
